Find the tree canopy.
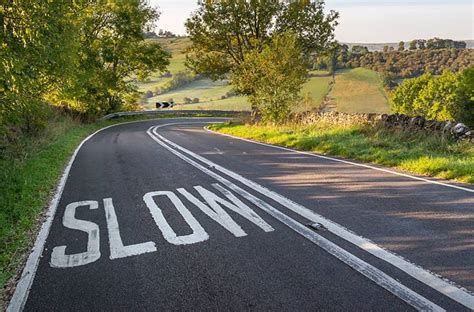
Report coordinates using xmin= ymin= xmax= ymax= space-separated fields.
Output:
xmin=231 ymin=32 xmax=308 ymax=123
xmin=390 ymin=68 xmax=474 ymax=126
xmin=185 ymin=0 xmax=338 ymax=80
xmin=1 ymin=0 xmax=170 ymax=140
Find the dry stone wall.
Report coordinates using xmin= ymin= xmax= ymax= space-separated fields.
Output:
xmin=293 ymin=112 xmax=473 ymax=141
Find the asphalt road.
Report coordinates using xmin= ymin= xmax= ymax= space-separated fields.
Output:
xmin=9 ymin=118 xmax=474 ymax=311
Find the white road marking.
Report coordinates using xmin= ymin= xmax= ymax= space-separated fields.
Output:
xmin=103 ymin=198 xmax=157 ymax=259
xmin=147 ymin=125 xmax=445 ymax=311
xmin=205 ymin=127 xmax=474 ymax=194
xmin=178 ymin=185 xmax=274 ymax=236
xmin=50 ymin=201 xmax=101 ymax=268
xmin=178 ymin=188 xmax=246 ymax=237
xmin=210 ymin=183 xmax=274 ymax=233
xmin=144 ymin=191 xmax=209 ymax=245
xmin=152 ymin=122 xmax=474 ymax=310
xmin=7 ymin=117 xmax=227 ymax=312
xmin=213 ymin=147 xmax=224 ymax=155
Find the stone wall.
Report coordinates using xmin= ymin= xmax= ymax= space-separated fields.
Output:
xmin=293 ymin=111 xmax=473 ymax=141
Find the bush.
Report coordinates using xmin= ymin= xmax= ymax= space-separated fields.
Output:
xmin=183 ymin=97 xmax=193 ymax=104
xmin=456 ymin=67 xmax=474 ymax=126
xmin=390 ymin=67 xmax=474 ymax=125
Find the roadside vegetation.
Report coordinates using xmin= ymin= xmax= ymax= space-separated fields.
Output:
xmin=209 ymin=122 xmax=474 ymax=184
xmin=390 ymin=67 xmax=474 ymax=126
xmin=1 ymin=1 xmax=171 ymax=158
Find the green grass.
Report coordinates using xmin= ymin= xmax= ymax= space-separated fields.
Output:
xmin=136 ymin=38 xmax=191 ymax=93
xmin=209 ymin=122 xmax=474 ymax=184
xmin=0 ymin=117 xmax=105 ymax=304
xmin=299 ymin=74 xmax=332 ymax=112
xmin=146 ymin=74 xmax=330 ymax=112
xmin=0 ymin=110 xmax=237 ymax=306
xmin=328 ymin=68 xmax=390 ymax=114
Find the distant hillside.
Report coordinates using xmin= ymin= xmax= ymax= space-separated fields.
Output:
xmin=151 ymin=37 xmax=474 ymax=53
xmin=344 ymin=40 xmax=474 ymax=51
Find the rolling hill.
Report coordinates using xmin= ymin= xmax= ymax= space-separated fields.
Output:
xmin=136 ymin=37 xmax=391 ymax=113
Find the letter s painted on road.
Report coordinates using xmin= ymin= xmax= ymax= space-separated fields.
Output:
xmin=50 ymin=201 xmax=101 ymax=268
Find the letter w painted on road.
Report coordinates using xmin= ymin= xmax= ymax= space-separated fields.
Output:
xmin=177 ymin=183 xmax=274 ymax=237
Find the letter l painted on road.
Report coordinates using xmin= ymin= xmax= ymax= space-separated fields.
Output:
xmin=104 ymin=198 xmax=157 ymax=259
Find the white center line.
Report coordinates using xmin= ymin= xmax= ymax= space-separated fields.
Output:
xmin=147 ymin=124 xmax=445 ymax=311
xmin=151 ymin=122 xmax=474 ymax=311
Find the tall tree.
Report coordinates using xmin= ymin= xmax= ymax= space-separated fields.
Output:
xmin=185 ymin=0 xmax=338 ymax=80
xmin=398 ymin=41 xmax=405 ymax=51
xmin=56 ymin=0 xmax=170 ymax=115
xmin=417 ymin=39 xmax=426 ymax=49
xmin=1 ymin=0 xmax=77 ymax=133
xmin=185 ymin=0 xmax=338 ymax=119
xmin=231 ymin=32 xmax=308 ymax=123
xmin=409 ymin=40 xmax=417 ymax=50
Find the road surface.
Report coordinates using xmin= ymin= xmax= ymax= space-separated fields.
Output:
xmin=9 ymin=118 xmax=474 ymax=311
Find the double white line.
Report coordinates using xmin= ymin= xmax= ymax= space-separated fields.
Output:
xmin=147 ymin=122 xmax=474 ymax=312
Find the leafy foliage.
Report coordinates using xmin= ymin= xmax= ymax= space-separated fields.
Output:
xmin=1 ymin=1 xmax=77 ymax=136
xmin=53 ymin=1 xmax=170 ymax=115
xmin=1 ymin=0 xmax=170 ymax=147
xmin=231 ymin=33 xmax=308 ymax=123
xmin=390 ymin=68 xmax=474 ymax=125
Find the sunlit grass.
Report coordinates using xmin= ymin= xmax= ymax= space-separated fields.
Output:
xmin=209 ymin=122 xmax=473 ymax=184
xmin=329 ymin=68 xmax=390 ymax=114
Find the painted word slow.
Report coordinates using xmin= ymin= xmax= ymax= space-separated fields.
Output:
xmin=50 ymin=183 xmax=274 ymax=268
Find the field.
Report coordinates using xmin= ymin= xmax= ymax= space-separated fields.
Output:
xmin=327 ymin=68 xmax=390 ymax=114
xmin=137 ymin=38 xmax=391 ymax=114
xmin=136 ymin=38 xmax=191 ymax=94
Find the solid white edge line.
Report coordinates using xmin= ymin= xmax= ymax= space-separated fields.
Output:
xmin=204 ymin=127 xmax=474 ymax=193
xmin=7 ymin=117 xmax=228 ymax=312
xmin=153 ymin=122 xmax=474 ymax=310
xmin=147 ymin=126 xmax=444 ymax=312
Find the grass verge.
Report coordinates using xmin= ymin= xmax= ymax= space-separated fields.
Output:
xmin=209 ymin=122 xmax=474 ymax=184
xmin=0 ymin=111 xmax=232 ymax=306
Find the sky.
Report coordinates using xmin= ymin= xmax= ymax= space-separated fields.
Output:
xmin=150 ymin=0 xmax=473 ymax=43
